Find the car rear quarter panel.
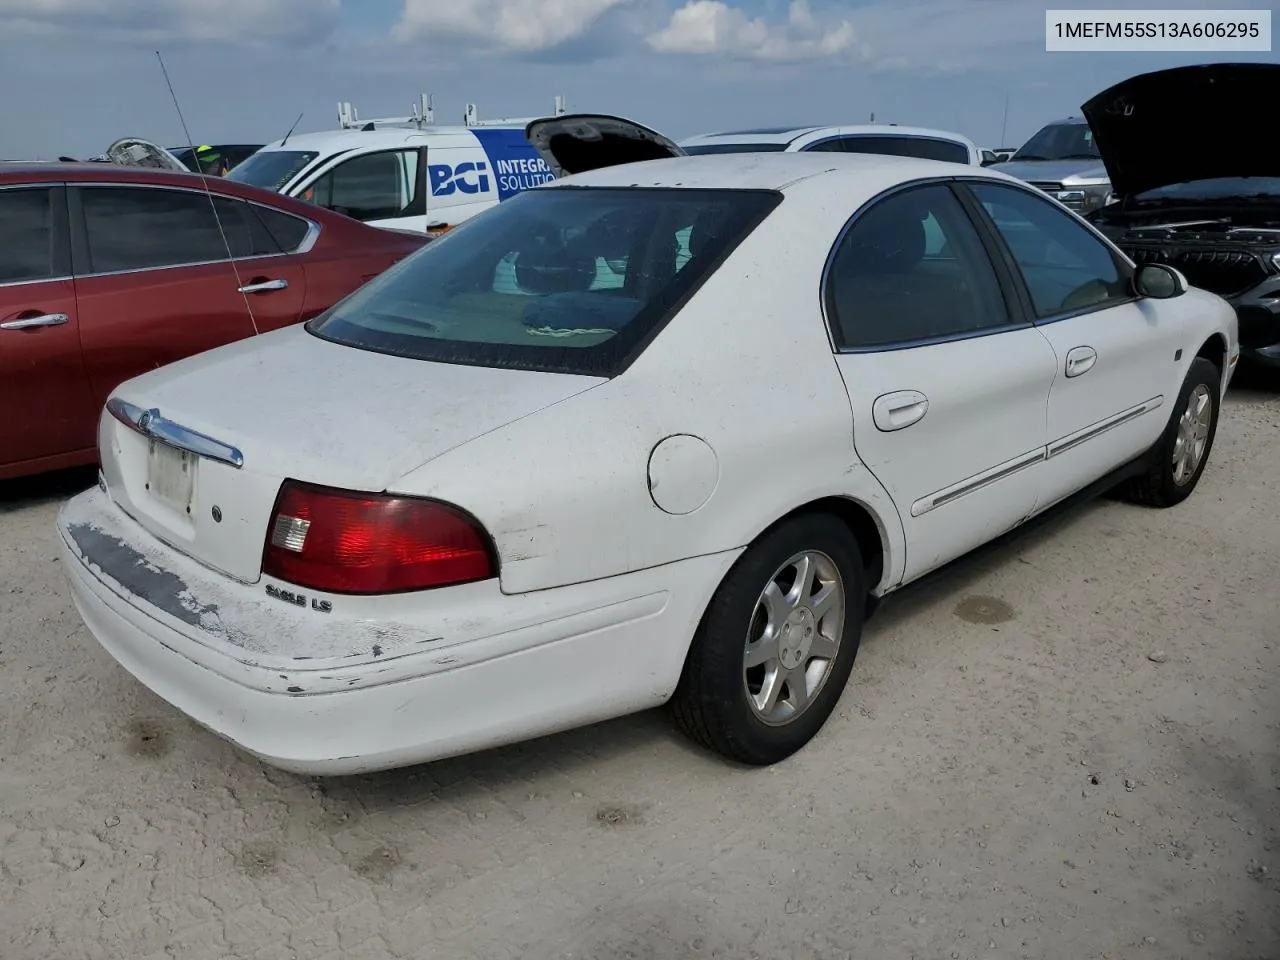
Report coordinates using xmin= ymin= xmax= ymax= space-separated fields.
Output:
xmin=390 ymin=186 xmax=907 ymax=595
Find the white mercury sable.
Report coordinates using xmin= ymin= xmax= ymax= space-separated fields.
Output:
xmin=57 ymin=143 xmax=1239 ymax=775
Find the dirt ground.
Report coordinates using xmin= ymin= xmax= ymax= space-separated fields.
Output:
xmin=1 ymin=370 xmax=1277 ymax=960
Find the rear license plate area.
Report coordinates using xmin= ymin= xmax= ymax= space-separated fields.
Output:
xmin=147 ymin=440 xmax=196 ymax=516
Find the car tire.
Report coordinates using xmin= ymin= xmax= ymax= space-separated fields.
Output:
xmin=670 ymin=513 xmax=865 ymax=765
xmin=1122 ymin=356 xmax=1221 ymax=508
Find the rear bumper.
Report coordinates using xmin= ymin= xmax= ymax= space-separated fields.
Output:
xmin=58 ymin=487 xmax=738 ymax=775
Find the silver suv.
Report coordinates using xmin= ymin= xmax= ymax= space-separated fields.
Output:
xmin=989 ymin=117 xmax=1112 ymax=214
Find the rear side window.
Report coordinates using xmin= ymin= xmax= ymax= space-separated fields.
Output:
xmin=0 ymin=188 xmax=55 ymax=283
xmin=825 ymin=183 xmax=1010 ymax=348
xmin=309 ymin=186 xmax=781 ymax=376
xmin=823 ymin=135 xmax=970 ymax=165
xmin=250 ymin=204 xmax=311 ymax=252
xmin=80 ymin=187 xmax=235 ymax=273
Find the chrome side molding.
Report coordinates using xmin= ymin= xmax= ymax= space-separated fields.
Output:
xmin=106 ymin=397 xmax=245 ymax=469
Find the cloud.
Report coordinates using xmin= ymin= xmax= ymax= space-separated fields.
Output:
xmin=394 ymin=0 xmax=629 ymax=52
xmin=0 ymin=0 xmax=341 ymax=44
xmin=646 ymin=0 xmax=856 ymax=61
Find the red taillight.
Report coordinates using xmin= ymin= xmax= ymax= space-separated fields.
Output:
xmin=262 ymin=480 xmax=495 ymax=595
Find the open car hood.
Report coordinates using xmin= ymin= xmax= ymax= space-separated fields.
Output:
xmin=105 ymin=137 xmax=190 ymax=173
xmin=524 ymin=114 xmax=685 ymax=177
xmin=1082 ymin=62 xmax=1280 ymax=199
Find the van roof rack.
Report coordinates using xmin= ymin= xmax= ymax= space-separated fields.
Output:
xmin=337 ymin=94 xmax=567 ymax=131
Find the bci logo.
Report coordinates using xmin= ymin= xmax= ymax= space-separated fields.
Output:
xmin=429 ymin=162 xmax=491 ymax=197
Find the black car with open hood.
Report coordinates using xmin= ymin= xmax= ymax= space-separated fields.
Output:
xmin=1084 ymin=62 xmax=1280 ymax=368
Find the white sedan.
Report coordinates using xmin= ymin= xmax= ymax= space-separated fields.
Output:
xmin=58 ymin=151 xmax=1238 ymax=775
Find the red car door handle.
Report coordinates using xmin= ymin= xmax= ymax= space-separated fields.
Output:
xmin=238 ymin=279 xmax=288 ymax=294
xmin=0 ymin=312 xmax=69 ymax=330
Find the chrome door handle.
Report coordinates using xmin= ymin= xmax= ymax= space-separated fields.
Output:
xmin=1064 ymin=345 xmax=1097 ymax=378
xmin=0 ymin=312 xmax=69 ymax=330
xmin=238 ymin=279 xmax=288 ymax=294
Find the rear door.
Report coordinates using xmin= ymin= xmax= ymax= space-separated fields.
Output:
xmin=0 ymin=183 xmax=98 ymax=475
xmin=826 ymin=181 xmax=1057 ymax=584
xmin=70 ymin=184 xmax=261 ymax=409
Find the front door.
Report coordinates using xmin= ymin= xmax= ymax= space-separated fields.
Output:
xmin=963 ymin=181 xmax=1183 ymax=510
xmin=0 ymin=184 xmax=99 ymax=475
xmin=295 ymin=148 xmax=428 ymax=232
xmin=825 ymin=182 xmax=1057 ymax=584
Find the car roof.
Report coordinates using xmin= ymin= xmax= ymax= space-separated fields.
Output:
xmin=552 ymin=150 xmax=991 ymax=192
xmin=680 ymin=124 xmax=975 ymax=148
xmin=0 ymin=161 xmax=355 ymax=219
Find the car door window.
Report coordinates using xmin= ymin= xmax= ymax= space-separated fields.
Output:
xmin=826 ymin=183 xmax=1011 ymax=349
xmin=81 ymin=187 xmax=235 ymax=273
xmin=0 ymin=188 xmax=56 ymax=283
xmin=249 ymin=204 xmax=311 ymax=252
xmin=805 ymin=139 xmax=847 ymax=153
xmin=304 ymin=150 xmax=419 ymax=221
xmin=968 ymin=182 xmax=1130 ymax=318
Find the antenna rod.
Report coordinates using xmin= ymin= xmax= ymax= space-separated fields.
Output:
xmin=155 ymin=50 xmax=260 ymax=336
xmin=280 ymin=111 xmax=304 ymax=146
xmin=999 ymin=92 xmax=1009 ymax=146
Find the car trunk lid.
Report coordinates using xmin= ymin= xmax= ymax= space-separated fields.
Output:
xmin=98 ymin=325 xmax=603 ymax=583
xmin=524 ymin=114 xmax=685 ymax=177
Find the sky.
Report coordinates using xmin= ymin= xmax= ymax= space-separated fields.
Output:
xmin=0 ymin=0 xmax=1273 ymax=159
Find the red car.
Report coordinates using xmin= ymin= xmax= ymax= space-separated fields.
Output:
xmin=0 ymin=163 xmax=427 ymax=480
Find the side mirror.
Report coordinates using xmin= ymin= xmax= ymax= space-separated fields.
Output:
xmin=1133 ymin=262 xmax=1187 ymax=299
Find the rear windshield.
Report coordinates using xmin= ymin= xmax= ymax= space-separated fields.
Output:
xmin=682 ymin=142 xmax=788 ymax=155
xmin=225 ymin=150 xmax=319 ymax=191
xmin=307 ymin=186 xmax=781 ymax=376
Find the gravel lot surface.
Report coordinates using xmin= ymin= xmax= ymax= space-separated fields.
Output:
xmin=2 ymin=370 xmax=1277 ymax=960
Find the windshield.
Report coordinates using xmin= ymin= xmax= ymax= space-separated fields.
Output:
xmin=225 ymin=149 xmax=319 ymax=191
xmin=1012 ymin=122 xmax=1100 ymax=162
xmin=682 ymin=142 xmax=788 ymax=155
xmin=307 ymin=186 xmax=782 ymax=376
xmin=1135 ymin=176 xmax=1280 ymax=201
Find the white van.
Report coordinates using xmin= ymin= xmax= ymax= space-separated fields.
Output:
xmin=223 ymin=96 xmax=567 ymax=235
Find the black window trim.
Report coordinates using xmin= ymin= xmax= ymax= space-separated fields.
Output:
xmin=0 ymin=181 xmax=72 ymax=289
xmin=951 ymin=176 xmax=1141 ymax=327
xmin=819 ymin=176 xmax=1036 ymax=355
xmin=66 ymin=182 xmax=321 ymax=280
xmin=305 ymin=184 xmax=786 ymax=379
xmin=293 ymin=146 xmax=428 ymax=222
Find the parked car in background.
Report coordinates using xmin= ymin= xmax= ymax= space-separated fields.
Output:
xmin=678 ymin=123 xmax=982 ymax=165
xmin=989 ymin=117 xmax=1112 ymax=213
xmin=59 ymin=150 xmax=1236 ymax=776
xmin=1084 ymin=62 xmax=1280 ymax=369
xmin=0 ymin=163 xmax=427 ymax=480
xmin=225 ymin=95 xmax=567 ymax=236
